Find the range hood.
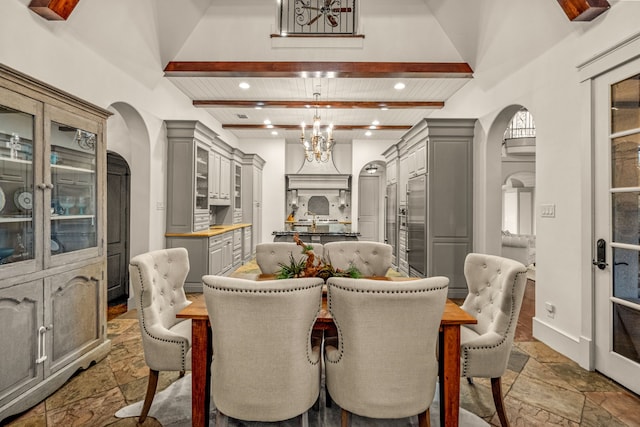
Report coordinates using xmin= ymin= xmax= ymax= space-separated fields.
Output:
xmin=287 ymin=157 xmax=351 ymax=190
xmin=287 ymin=174 xmax=351 ymax=190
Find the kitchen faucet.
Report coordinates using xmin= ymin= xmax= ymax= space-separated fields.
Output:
xmin=305 ymin=211 xmax=317 ymax=231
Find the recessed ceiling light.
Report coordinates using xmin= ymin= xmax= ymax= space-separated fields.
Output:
xmin=271 ymin=131 xmax=278 ymax=136
xmin=263 ymin=119 xmax=271 ymax=125
xmin=371 ymin=120 xmax=380 ymax=126
xmin=369 ymin=125 xmax=376 ymax=129
xmin=380 ymin=106 xmax=389 ymax=111
xmin=266 ymin=125 xmax=274 ymax=129
xmin=365 ymin=131 xmax=372 ymax=136
xmin=239 ymin=82 xmax=250 ymax=90
xmin=394 ymin=82 xmax=406 ymax=90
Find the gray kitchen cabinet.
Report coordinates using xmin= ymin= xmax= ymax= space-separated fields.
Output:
xmin=0 ymin=66 xmax=110 ymax=422
xmin=242 ymin=225 xmax=252 ymax=262
xmin=395 ymin=118 xmax=475 ymax=298
xmin=166 ymin=228 xmax=238 ymax=292
xmin=232 ymin=159 xmax=242 ymax=223
xmin=232 ymin=228 xmax=242 ymax=268
xmin=242 ymin=154 xmax=265 ymax=257
xmin=165 ymin=121 xmax=214 ymax=233
xmin=208 ymin=235 xmax=224 ymax=277
xmin=209 ymin=147 xmax=231 ymax=206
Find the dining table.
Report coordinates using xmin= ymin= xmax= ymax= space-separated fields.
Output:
xmin=176 ymin=273 xmax=477 ymax=427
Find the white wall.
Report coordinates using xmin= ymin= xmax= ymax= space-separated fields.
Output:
xmin=430 ymin=4 xmax=640 ymax=366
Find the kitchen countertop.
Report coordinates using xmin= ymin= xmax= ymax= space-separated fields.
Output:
xmin=165 ymin=223 xmax=251 ymax=238
xmin=273 ymin=230 xmax=360 ymax=236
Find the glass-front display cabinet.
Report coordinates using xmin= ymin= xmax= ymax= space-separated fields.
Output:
xmin=0 ymin=104 xmax=36 ymax=267
xmin=0 ymin=65 xmax=110 ymax=423
xmin=0 ymin=101 xmax=101 ymax=276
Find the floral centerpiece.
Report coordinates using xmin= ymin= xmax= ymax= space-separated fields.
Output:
xmin=276 ymin=233 xmax=362 ymax=280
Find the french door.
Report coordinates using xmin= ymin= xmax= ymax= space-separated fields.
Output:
xmin=594 ymin=56 xmax=640 ymax=393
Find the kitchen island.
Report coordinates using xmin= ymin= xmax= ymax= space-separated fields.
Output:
xmin=272 ymin=230 xmax=360 ymax=243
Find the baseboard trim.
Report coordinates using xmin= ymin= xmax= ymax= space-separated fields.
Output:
xmin=533 ymin=317 xmax=593 ymax=369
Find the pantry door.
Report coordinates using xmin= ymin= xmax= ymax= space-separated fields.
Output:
xmin=594 ymin=56 xmax=640 ymax=394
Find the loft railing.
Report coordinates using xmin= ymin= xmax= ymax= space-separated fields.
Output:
xmin=279 ymin=0 xmax=357 ymax=36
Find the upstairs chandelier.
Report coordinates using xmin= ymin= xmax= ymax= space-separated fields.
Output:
xmin=301 ymin=92 xmax=334 ymax=162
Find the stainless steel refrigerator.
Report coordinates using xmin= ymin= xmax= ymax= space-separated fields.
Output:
xmin=407 ymin=175 xmax=427 ymax=276
xmin=385 ymin=183 xmax=397 ymax=265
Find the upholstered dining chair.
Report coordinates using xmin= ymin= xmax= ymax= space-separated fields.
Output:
xmin=324 ymin=276 xmax=449 ymax=427
xmin=460 ymin=253 xmax=528 ymax=427
xmin=128 ymin=247 xmax=192 ymax=423
xmin=255 ymin=242 xmax=323 ymax=274
xmin=202 ymin=275 xmax=324 ymax=427
xmin=322 ymin=241 xmax=393 ymax=276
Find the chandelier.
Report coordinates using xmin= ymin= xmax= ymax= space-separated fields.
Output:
xmin=300 ymin=92 xmax=334 ymax=162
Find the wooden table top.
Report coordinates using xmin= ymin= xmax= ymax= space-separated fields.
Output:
xmin=178 ymin=274 xmax=476 ymax=326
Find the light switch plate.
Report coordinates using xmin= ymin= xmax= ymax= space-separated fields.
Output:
xmin=541 ymin=204 xmax=555 ymax=218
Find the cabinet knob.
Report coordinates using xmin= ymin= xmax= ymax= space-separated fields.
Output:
xmin=46 ymin=183 xmax=54 ymax=189
xmin=37 ymin=183 xmax=47 ymax=190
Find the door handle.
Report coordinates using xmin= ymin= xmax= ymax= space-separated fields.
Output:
xmin=592 ymin=238 xmax=608 ymax=270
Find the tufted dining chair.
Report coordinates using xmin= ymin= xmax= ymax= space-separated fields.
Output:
xmin=255 ymin=242 xmax=323 ymax=274
xmin=322 ymin=241 xmax=392 ymax=276
xmin=460 ymin=253 xmax=528 ymax=427
xmin=324 ymin=276 xmax=449 ymax=427
xmin=202 ymin=275 xmax=324 ymax=427
xmin=128 ymin=247 xmax=192 ymax=423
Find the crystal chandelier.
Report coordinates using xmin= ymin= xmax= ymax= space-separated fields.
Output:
xmin=300 ymin=92 xmax=334 ymax=162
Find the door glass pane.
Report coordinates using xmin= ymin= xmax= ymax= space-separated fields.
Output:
xmin=611 ymin=133 xmax=640 ymax=188
xmin=0 ymin=105 xmax=35 ymax=264
xmin=613 ymin=303 xmax=640 ymax=364
xmin=612 ymin=248 xmax=640 ymax=301
xmin=612 ymin=192 xmax=640 ymax=245
xmin=612 ymin=73 xmax=640 ymax=134
xmin=50 ymin=122 xmax=96 ymax=254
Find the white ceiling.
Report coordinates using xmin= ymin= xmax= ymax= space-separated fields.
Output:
xmin=24 ymin=0 xmax=598 ymax=145
xmin=167 ymin=75 xmax=472 ymax=142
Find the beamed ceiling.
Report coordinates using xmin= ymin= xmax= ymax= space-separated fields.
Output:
xmin=26 ymin=0 xmax=611 ymax=145
xmin=164 ymin=61 xmax=474 ymax=143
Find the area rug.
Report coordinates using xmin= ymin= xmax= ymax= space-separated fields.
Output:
xmin=115 ymin=374 xmax=488 ymax=426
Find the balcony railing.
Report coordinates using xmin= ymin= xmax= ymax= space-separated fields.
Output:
xmin=279 ymin=0 xmax=357 ymax=36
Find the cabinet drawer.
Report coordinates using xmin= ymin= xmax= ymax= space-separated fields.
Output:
xmin=233 ymin=229 xmax=242 ymax=248
xmin=194 ymin=213 xmax=209 ymax=231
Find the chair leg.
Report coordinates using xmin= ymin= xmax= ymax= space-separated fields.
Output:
xmin=341 ymin=408 xmax=350 ymax=427
xmin=139 ymin=369 xmax=159 ymax=423
xmin=300 ymin=411 xmax=309 ymax=427
xmin=326 ymin=389 xmax=333 ymax=407
xmin=418 ymin=408 xmax=431 ymax=427
xmin=467 ymin=376 xmax=474 ymax=385
xmin=491 ymin=377 xmax=510 ymax=427
xmin=179 ymin=370 xmax=185 ymax=378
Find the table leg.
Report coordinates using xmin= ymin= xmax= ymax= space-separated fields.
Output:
xmin=439 ymin=325 xmax=461 ymax=427
xmin=191 ymin=318 xmax=212 ymax=427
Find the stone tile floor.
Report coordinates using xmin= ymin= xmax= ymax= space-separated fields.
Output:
xmin=4 ymin=280 xmax=640 ymax=426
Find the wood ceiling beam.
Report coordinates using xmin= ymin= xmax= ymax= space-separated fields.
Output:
xmin=164 ymin=61 xmax=473 ymax=78
xmin=556 ymin=0 xmax=610 ymax=21
xmin=222 ymin=124 xmax=411 ymax=131
xmin=28 ymin=0 xmax=80 ymax=21
xmin=194 ymin=100 xmax=444 ymax=109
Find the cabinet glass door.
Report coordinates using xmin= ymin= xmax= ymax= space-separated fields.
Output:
xmin=49 ymin=121 xmax=97 ymax=255
xmin=0 ymin=105 xmax=36 ymax=266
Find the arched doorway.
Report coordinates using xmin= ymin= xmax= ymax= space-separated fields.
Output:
xmin=106 ymin=152 xmax=130 ymax=303
xmin=358 ymin=161 xmax=385 ymax=242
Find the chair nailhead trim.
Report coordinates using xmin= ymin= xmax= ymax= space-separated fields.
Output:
xmin=131 ymin=252 xmax=189 ymax=371
xmin=461 ymin=270 xmax=526 ymax=377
